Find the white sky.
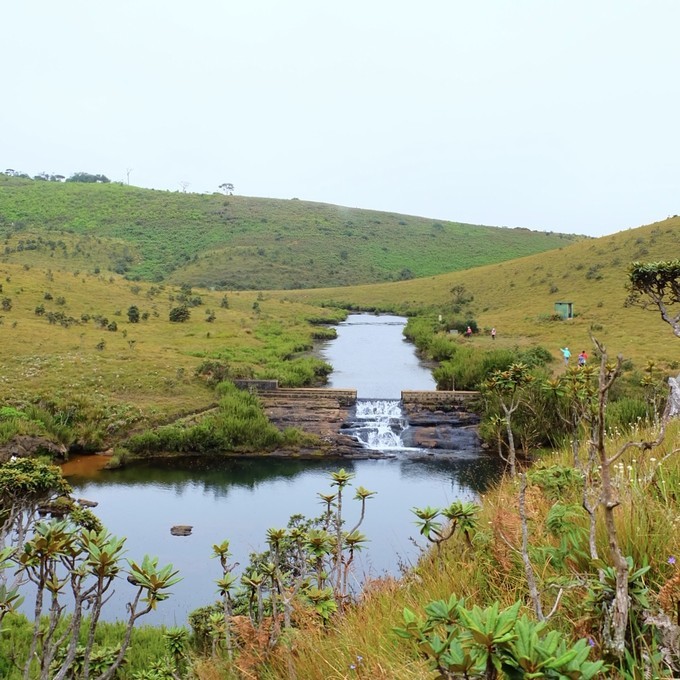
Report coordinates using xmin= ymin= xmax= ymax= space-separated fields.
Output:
xmin=3 ymin=1 xmax=680 ymax=237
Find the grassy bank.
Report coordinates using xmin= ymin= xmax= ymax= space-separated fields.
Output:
xmin=275 ymin=216 xmax=680 ymax=370
xmin=0 ymin=262 xmax=342 ymax=452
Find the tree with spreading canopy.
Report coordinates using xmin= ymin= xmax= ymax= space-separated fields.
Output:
xmin=626 ymin=260 xmax=680 ymax=338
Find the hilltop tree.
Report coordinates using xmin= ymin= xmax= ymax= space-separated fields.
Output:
xmin=218 ymin=183 xmax=234 ymax=195
xmin=65 ymin=172 xmax=111 ymax=184
xmin=626 ymin=260 xmax=680 ymax=338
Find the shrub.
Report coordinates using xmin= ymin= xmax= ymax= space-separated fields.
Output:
xmin=605 ymin=397 xmax=649 ymax=431
xmin=195 ymin=360 xmax=231 ymax=386
xmin=127 ymin=305 xmax=140 ymax=323
xmin=169 ymin=305 xmax=190 ymax=323
xmin=126 ymin=382 xmax=284 ymax=455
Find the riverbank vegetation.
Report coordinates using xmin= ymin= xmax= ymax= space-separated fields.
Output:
xmin=3 ymin=378 xmax=679 ymax=677
xmin=119 ymin=382 xmax=315 ymax=463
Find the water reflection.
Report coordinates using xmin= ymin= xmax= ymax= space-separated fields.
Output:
xmin=48 ymin=313 xmax=500 ymax=625
xmin=62 ymin=454 xmax=500 ymax=625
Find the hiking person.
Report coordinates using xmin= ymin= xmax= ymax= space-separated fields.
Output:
xmin=491 ymin=327 xmax=496 ymax=340
xmin=560 ymin=347 xmax=571 ymax=366
xmin=578 ymin=350 xmax=588 ymax=367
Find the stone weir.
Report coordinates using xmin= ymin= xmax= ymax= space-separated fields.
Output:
xmin=400 ymin=390 xmax=481 ymax=453
xmin=237 ymin=383 xmax=367 ymax=458
xmin=235 ymin=381 xmax=481 ymax=457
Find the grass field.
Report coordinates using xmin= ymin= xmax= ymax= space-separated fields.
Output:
xmin=0 ymin=175 xmax=580 ymax=290
xmin=0 ymin=264 xmax=343 ymax=437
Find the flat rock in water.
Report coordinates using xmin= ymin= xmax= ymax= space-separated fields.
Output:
xmin=77 ymin=498 xmax=98 ymax=508
xmin=170 ymin=525 xmax=193 ymax=536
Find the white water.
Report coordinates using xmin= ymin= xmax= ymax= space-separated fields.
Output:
xmin=350 ymin=399 xmax=412 ymax=451
xmin=319 ymin=314 xmax=436 ymax=452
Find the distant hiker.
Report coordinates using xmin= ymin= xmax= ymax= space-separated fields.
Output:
xmin=491 ymin=327 xmax=496 ymax=340
xmin=578 ymin=350 xmax=588 ymax=367
xmin=560 ymin=347 xmax=571 ymax=366
xmin=465 ymin=326 xmax=472 ymax=338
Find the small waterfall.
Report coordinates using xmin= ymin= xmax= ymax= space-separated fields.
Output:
xmin=349 ymin=399 xmax=410 ymax=451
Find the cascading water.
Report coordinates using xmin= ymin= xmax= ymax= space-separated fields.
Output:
xmin=347 ymin=399 xmax=410 ymax=452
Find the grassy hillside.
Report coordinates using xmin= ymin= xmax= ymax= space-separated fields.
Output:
xmin=0 ymin=216 xmax=676 ymax=443
xmin=276 ymin=216 xmax=680 ymax=370
xmin=0 ymin=263 xmax=343 ymax=440
xmin=0 ymin=175 xmax=580 ymax=290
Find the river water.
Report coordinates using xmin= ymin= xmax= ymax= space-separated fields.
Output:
xmin=319 ymin=314 xmax=435 ymax=398
xmin=56 ymin=314 xmax=499 ymax=625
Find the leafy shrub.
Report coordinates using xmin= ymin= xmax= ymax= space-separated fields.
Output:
xmin=428 ymin=334 xmax=458 ymax=361
xmin=257 ymin=357 xmax=332 ymax=388
xmin=527 ymin=465 xmax=584 ymax=500
xmin=0 ymin=406 xmax=27 ymax=421
xmin=605 ymin=397 xmax=648 ymax=431
xmin=126 ymin=382 xmax=284 ymax=456
xmin=169 ymin=305 xmax=190 ymax=323
xmin=195 ymin=360 xmax=231 ymax=386
xmin=127 ymin=305 xmax=140 ymax=323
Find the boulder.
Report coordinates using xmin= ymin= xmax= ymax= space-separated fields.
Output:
xmin=170 ymin=525 xmax=193 ymax=536
xmin=0 ymin=436 xmax=68 ymax=464
xmin=77 ymin=498 xmax=99 ymax=508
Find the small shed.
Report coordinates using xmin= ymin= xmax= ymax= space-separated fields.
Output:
xmin=554 ymin=302 xmax=574 ymax=320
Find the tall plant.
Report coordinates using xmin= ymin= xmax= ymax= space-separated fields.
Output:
xmin=483 ymin=363 xmax=534 ymax=477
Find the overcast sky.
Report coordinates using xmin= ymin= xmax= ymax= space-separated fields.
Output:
xmin=3 ymin=1 xmax=679 ymax=237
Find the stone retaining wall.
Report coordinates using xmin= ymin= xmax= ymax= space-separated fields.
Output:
xmin=401 ymin=390 xmax=479 ymax=407
xmin=259 ymin=388 xmax=357 ymax=406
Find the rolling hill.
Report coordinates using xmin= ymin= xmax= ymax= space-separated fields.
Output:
xmin=0 ymin=175 xmax=580 ymax=290
xmin=275 ymin=216 xmax=680 ymax=369
xmin=0 ymin=171 xmax=676 ymax=436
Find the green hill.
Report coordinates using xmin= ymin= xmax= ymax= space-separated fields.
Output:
xmin=0 ymin=175 xmax=580 ymax=290
xmin=275 ymin=215 xmax=680 ymax=369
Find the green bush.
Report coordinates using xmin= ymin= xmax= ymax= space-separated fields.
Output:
xmin=0 ymin=406 xmax=28 ymax=421
xmin=126 ymin=382 xmax=284 ymax=456
xmin=169 ymin=305 xmax=190 ymax=323
xmin=605 ymin=397 xmax=649 ymax=431
xmin=257 ymin=357 xmax=332 ymax=387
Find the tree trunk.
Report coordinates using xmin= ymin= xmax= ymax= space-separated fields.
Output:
xmin=502 ymin=405 xmax=516 ymax=477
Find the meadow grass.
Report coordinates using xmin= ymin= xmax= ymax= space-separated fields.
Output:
xmin=0 ymin=175 xmax=580 ymax=290
xmin=0 ymin=263 xmax=343 ymax=445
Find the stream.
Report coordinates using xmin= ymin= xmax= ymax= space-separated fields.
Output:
xmin=54 ymin=314 xmax=500 ymax=624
